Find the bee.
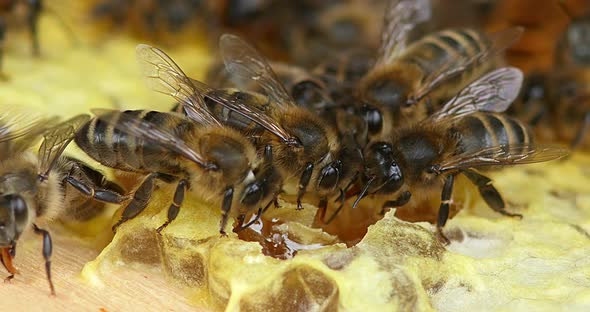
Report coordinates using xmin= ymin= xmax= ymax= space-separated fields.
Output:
xmin=208 ymin=0 xmax=274 ymax=28
xmin=555 ymin=1 xmax=590 ymax=67
xmin=288 ymin=0 xmax=384 ymax=68
xmin=510 ymin=1 xmax=590 ymax=150
xmin=74 ymin=44 xmax=282 ymax=235
xmin=356 ymin=0 xmax=523 ymax=140
xmin=552 ymin=1 xmax=590 ymax=149
xmin=0 ymin=0 xmax=41 ymax=71
xmin=354 ymin=67 xmax=567 ymax=242
xmin=180 ymin=34 xmax=362 ymax=222
xmin=89 ymin=0 xmax=205 ymax=42
xmin=313 ymin=48 xmax=375 ymax=93
xmin=0 ymin=113 xmax=127 ymax=295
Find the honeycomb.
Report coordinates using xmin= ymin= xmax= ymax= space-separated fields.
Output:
xmin=79 ymin=155 xmax=590 ymax=311
xmin=1 ymin=3 xmax=590 ymax=312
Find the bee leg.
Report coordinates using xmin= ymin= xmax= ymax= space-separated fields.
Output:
xmin=156 ymin=179 xmax=188 ymax=234
xmin=296 ymin=163 xmax=314 ymax=210
xmin=219 ymin=187 xmax=234 ymax=236
xmin=528 ymin=105 xmax=546 ymax=126
xmin=380 ymin=191 xmax=412 ymax=215
xmin=274 ymin=194 xmax=282 ymax=209
xmin=324 ymin=201 xmax=345 ymax=225
xmin=571 ymin=111 xmax=590 ymax=150
xmin=316 ymin=197 xmax=329 ymax=223
xmin=462 ymin=169 xmax=523 ymax=218
xmin=261 ymin=196 xmax=274 ymax=213
xmin=323 ymin=175 xmax=359 ymax=224
xmin=112 ymin=173 xmax=159 ymax=232
xmin=333 ymin=172 xmax=358 ymax=204
xmin=236 ymin=207 xmax=263 ymax=232
xmin=27 ymin=0 xmax=42 ymax=56
xmin=235 ymin=214 xmax=246 ymax=231
xmin=437 ymin=174 xmax=455 ymax=245
xmin=32 ymin=224 xmax=55 ymax=296
xmin=64 ymin=173 xmax=128 ymax=204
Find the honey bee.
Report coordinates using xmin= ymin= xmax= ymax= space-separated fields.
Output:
xmin=354 ymin=67 xmax=568 ymax=241
xmin=288 ymin=0 xmax=384 ymax=68
xmin=0 ymin=113 xmax=127 ymax=295
xmin=89 ymin=0 xmax=205 ymax=42
xmin=555 ymin=1 xmax=590 ymax=67
xmin=74 ymin=44 xmax=283 ymax=235
xmin=179 ymin=34 xmax=362 ymax=221
xmin=0 ymin=0 xmax=41 ymax=70
xmin=313 ymin=48 xmax=375 ymax=93
xmin=356 ymin=0 xmax=523 ymax=140
xmin=510 ymin=1 xmax=590 ymax=150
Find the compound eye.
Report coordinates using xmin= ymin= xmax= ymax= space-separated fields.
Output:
xmin=361 ymin=105 xmax=383 ymax=135
xmin=318 ymin=161 xmax=342 ymax=191
xmin=241 ymin=183 xmax=264 ymax=207
xmin=9 ymin=195 xmax=28 ymax=225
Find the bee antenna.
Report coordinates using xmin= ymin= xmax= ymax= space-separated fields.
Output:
xmin=352 ymin=176 xmax=376 ymax=209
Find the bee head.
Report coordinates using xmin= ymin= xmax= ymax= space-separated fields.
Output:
xmin=0 ymin=194 xmax=28 ymax=247
xmin=363 ymin=142 xmax=404 ymax=194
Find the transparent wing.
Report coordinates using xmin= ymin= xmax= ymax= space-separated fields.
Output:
xmin=438 ymin=144 xmax=569 ymax=173
xmin=378 ymin=0 xmax=432 ymax=65
xmin=430 ymin=67 xmax=523 ymax=121
xmin=38 ymin=114 xmax=91 ymax=178
xmin=136 ymin=44 xmax=221 ymax=127
xmin=0 ymin=111 xmax=51 ymax=143
xmin=91 ymin=109 xmax=216 ymax=170
xmin=188 ymin=78 xmax=298 ymax=145
xmin=412 ymin=27 xmax=524 ymax=102
xmin=219 ymin=33 xmax=295 ymax=108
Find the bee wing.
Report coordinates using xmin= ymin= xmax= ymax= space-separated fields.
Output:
xmin=0 ymin=111 xmax=53 ymax=143
xmin=187 ymin=78 xmax=297 ymax=144
xmin=91 ymin=109 xmax=216 ymax=170
xmin=219 ymin=33 xmax=295 ymax=108
xmin=438 ymin=144 xmax=569 ymax=173
xmin=412 ymin=27 xmax=524 ymax=102
xmin=430 ymin=67 xmax=523 ymax=121
xmin=38 ymin=114 xmax=91 ymax=178
xmin=378 ymin=0 xmax=432 ymax=65
xmin=136 ymin=44 xmax=222 ymax=127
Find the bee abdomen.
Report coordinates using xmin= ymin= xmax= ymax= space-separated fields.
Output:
xmin=75 ymin=110 xmax=181 ymax=173
xmin=402 ymin=29 xmax=487 ymax=79
xmin=456 ymin=113 xmax=533 ymax=154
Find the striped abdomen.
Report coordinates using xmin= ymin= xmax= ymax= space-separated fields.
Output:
xmin=454 ymin=112 xmax=533 ymax=154
xmin=400 ymin=28 xmax=489 ymax=77
xmin=400 ymin=28 xmax=493 ymax=97
xmin=75 ymin=110 xmax=194 ymax=175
